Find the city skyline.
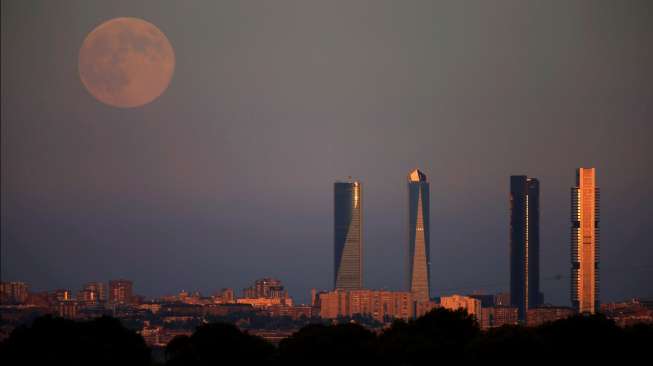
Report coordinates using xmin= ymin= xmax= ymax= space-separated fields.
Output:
xmin=1 ymin=167 xmax=651 ymax=305
xmin=1 ymin=167 xmax=626 ymax=311
xmin=2 ymin=1 xmax=652 ymax=306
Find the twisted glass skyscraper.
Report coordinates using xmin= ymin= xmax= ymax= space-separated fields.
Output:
xmin=334 ymin=180 xmax=362 ymax=290
xmin=407 ymin=169 xmax=430 ymax=302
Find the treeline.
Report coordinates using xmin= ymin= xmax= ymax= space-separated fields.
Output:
xmin=1 ymin=308 xmax=651 ymax=365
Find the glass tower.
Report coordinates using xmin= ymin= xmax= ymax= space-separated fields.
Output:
xmin=334 ymin=180 xmax=362 ymax=290
xmin=510 ymin=175 xmax=541 ymax=320
xmin=571 ymin=168 xmax=600 ymax=314
xmin=407 ymin=169 xmax=430 ymax=302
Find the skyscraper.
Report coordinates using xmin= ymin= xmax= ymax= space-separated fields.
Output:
xmin=109 ymin=279 xmax=133 ymax=304
xmin=334 ymin=179 xmax=362 ymax=290
xmin=571 ymin=168 xmax=600 ymax=314
xmin=510 ymin=175 xmax=541 ymax=320
xmin=407 ymin=169 xmax=431 ymax=302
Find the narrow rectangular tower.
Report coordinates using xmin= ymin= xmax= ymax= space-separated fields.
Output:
xmin=408 ymin=169 xmax=430 ymax=303
xmin=510 ymin=175 xmax=541 ymax=320
xmin=334 ymin=180 xmax=362 ymax=290
xmin=571 ymin=168 xmax=600 ymax=314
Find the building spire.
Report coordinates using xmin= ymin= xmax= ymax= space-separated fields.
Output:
xmin=408 ymin=168 xmax=427 ymax=182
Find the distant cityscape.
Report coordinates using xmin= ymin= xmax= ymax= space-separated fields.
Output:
xmin=1 ymin=167 xmax=652 ymax=347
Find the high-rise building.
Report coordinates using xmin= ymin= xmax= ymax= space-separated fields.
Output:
xmin=242 ymin=278 xmax=287 ymax=299
xmin=334 ymin=180 xmax=362 ymax=290
xmin=83 ymin=282 xmax=106 ymax=302
xmin=109 ymin=279 xmax=133 ymax=304
xmin=54 ymin=289 xmax=72 ymax=302
xmin=0 ymin=281 xmax=29 ymax=304
xmin=76 ymin=289 xmax=97 ymax=303
xmin=510 ymin=175 xmax=541 ymax=320
xmin=571 ymin=168 xmax=600 ymax=314
xmin=407 ymin=169 xmax=431 ymax=303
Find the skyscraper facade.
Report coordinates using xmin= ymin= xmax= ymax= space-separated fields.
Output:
xmin=510 ymin=175 xmax=541 ymax=320
xmin=571 ymin=168 xmax=600 ymax=314
xmin=334 ymin=180 xmax=362 ymax=290
xmin=407 ymin=169 xmax=431 ymax=302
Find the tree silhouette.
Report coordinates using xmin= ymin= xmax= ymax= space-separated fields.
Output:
xmin=0 ymin=315 xmax=150 ymax=365
xmin=379 ymin=308 xmax=479 ymax=365
xmin=164 ymin=335 xmax=198 ymax=366
xmin=2 ymin=309 xmax=651 ymax=365
xmin=537 ymin=314 xmax=628 ymax=363
xmin=164 ymin=322 xmax=274 ymax=365
xmin=278 ymin=323 xmax=379 ymax=365
xmin=622 ymin=323 xmax=653 ymax=362
xmin=467 ymin=325 xmax=542 ymax=362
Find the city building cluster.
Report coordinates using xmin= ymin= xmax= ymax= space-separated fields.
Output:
xmin=2 ymin=167 xmax=651 ymax=347
xmin=328 ymin=167 xmax=602 ymax=323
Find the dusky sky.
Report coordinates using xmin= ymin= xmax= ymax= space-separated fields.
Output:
xmin=2 ymin=0 xmax=652 ymax=304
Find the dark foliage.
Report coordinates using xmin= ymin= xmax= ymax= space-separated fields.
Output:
xmin=379 ymin=308 xmax=479 ymax=365
xmin=1 ymin=310 xmax=651 ymax=366
xmin=535 ymin=313 xmax=644 ymax=363
xmin=468 ymin=314 xmax=653 ymax=364
xmin=0 ymin=315 xmax=150 ymax=366
xmin=467 ymin=325 xmax=542 ymax=362
xmin=278 ymin=322 xmax=379 ymax=365
xmin=164 ymin=322 xmax=274 ymax=365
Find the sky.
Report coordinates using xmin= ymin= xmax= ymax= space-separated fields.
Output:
xmin=2 ymin=0 xmax=652 ymax=305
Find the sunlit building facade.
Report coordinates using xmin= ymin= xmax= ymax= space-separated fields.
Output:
xmin=510 ymin=175 xmax=541 ymax=320
xmin=334 ymin=180 xmax=362 ymax=290
xmin=318 ymin=289 xmax=414 ymax=320
xmin=236 ymin=297 xmax=293 ymax=308
xmin=571 ymin=168 xmax=600 ymax=314
xmin=407 ymin=169 xmax=431 ymax=303
xmin=440 ymin=294 xmax=482 ymax=320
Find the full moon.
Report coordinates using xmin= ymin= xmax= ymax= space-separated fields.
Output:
xmin=79 ymin=17 xmax=175 ymax=108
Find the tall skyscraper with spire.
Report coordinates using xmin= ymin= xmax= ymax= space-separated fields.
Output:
xmin=571 ymin=168 xmax=600 ymax=314
xmin=510 ymin=175 xmax=541 ymax=320
xmin=334 ymin=179 xmax=362 ymax=290
xmin=407 ymin=169 xmax=430 ymax=302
